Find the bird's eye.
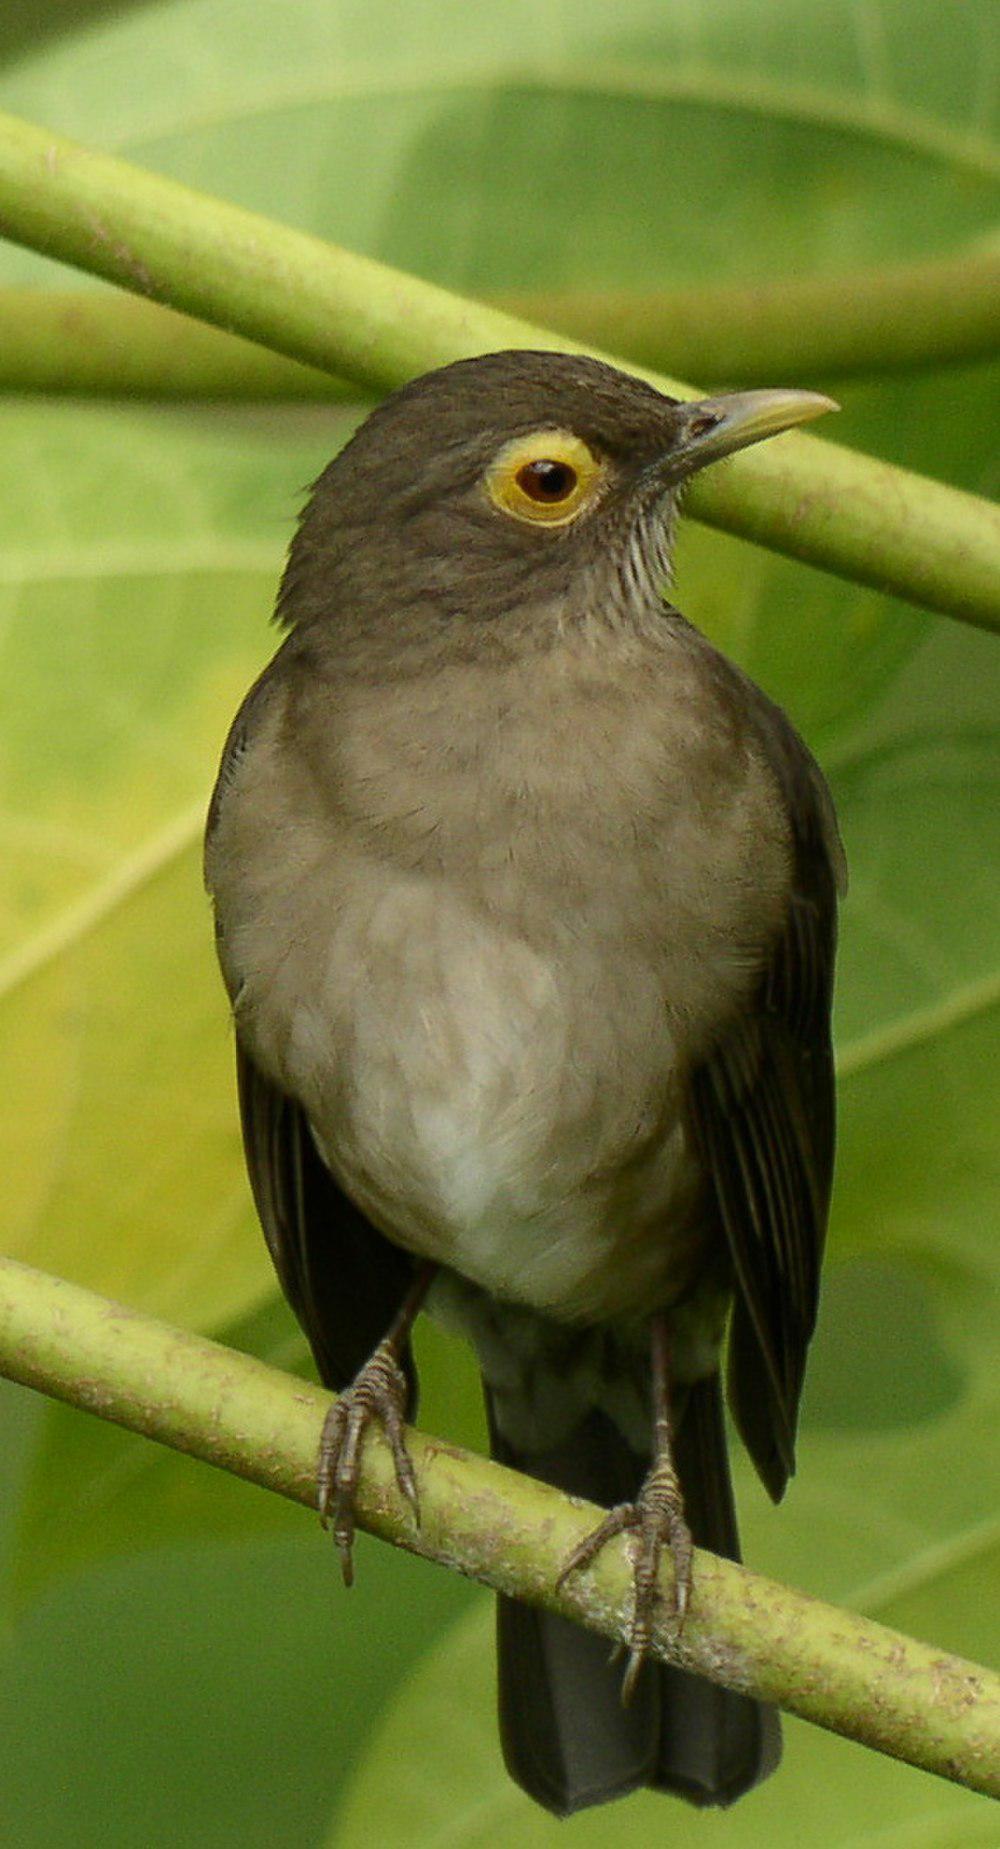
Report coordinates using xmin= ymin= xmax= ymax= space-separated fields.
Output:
xmin=515 ymin=459 xmax=578 ymax=503
xmin=485 ymin=430 xmax=604 ymax=527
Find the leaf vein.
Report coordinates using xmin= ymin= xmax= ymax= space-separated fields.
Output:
xmin=0 ymin=800 xmax=205 ymax=1003
xmin=837 ymin=971 xmax=1000 ymax=1078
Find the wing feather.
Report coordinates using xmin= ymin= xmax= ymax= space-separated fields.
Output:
xmin=690 ymin=713 xmax=841 ymax=1502
xmin=236 ymin=1040 xmax=418 ymax=1405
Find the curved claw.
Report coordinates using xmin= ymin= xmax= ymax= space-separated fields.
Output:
xmin=556 ymin=1466 xmax=693 ymax=1704
xmin=555 ymin=1502 xmax=635 ymax=1593
xmin=317 ymin=1340 xmax=420 ymax=1586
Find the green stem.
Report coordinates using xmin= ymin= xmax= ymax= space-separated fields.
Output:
xmin=0 ymin=111 xmax=996 ymax=632
xmin=507 ymin=247 xmax=1000 ymax=384
xmin=2 ymin=245 xmax=998 ymax=400
xmin=0 ymin=1255 xmax=997 ymax=1798
xmin=0 ymin=287 xmax=352 ymax=399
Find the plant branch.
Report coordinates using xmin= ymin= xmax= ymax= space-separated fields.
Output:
xmin=0 ymin=111 xmax=996 ymax=632
xmin=505 ymin=246 xmax=1000 ymax=384
xmin=1 ymin=243 xmax=998 ymax=401
xmin=0 ymin=287 xmax=352 ymax=399
xmin=0 ymin=1254 xmax=997 ymax=1798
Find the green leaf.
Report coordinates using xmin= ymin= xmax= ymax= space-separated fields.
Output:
xmin=1 ymin=0 xmax=997 ymax=294
xmin=0 ymin=401 xmax=363 ymax=1326
xmin=0 ymin=1504 xmax=476 ymax=1849
xmin=332 ymin=1600 xmax=1000 ymax=1846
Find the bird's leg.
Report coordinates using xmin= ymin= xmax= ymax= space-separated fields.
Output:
xmin=556 ymin=1312 xmax=693 ymax=1701
xmin=318 ymin=1262 xmax=436 ymax=1586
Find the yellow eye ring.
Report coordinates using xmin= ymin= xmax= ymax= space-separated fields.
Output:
xmin=485 ymin=429 xmax=604 ymax=527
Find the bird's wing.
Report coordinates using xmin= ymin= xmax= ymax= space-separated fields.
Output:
xmin=235 ymin=1039 xmax=419 ymax=1402
xmin=689 ymin=715 xmax=843 ymax=1502
xmin=206 ymin=648 xmax=419 ymax=1403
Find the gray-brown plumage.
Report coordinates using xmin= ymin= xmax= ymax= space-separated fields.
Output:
xmin=205 ymin=351 xmax=844 ymax=1817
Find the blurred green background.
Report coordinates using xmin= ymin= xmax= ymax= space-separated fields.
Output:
xmin=1 ymin=1 xmax=998 ymax=1843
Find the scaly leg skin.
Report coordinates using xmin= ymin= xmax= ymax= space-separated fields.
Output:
xmin=317 ymin=1264 xmax=435 ymax=1587
xmin=557 ymin=1314 xmax=693 ymax=1702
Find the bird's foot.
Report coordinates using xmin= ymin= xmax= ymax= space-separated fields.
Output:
xmin=317 ymin=1340 xmax=418 ymax=1587
xmin=557 ymin=1454 xmax=693 ymax=1703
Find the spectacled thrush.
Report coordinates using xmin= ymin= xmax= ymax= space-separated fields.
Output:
xmin=205 ymin=351 xmax=844 ymax=1816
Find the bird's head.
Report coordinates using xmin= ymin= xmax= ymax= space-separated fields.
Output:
xmin=279 ymin=352 xmax=835 ymax=668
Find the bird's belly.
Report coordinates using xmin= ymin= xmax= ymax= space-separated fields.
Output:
xmin=279 ymin=881 xmax=706 ymax=1324
xmin=324 ymin=1099 xmax=703 ymax=1326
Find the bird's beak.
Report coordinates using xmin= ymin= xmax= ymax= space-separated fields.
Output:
xmin=662 ymin=388 xmax=838 ymax=481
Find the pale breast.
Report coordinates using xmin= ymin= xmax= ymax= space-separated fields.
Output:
xmin=208 ymin=633 xmax=791 ymax=1324
xmin=317 ymin=877 xmax=715 ymax=1322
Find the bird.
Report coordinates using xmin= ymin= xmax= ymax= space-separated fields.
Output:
xmin=204 ymin=349 xmax=844 ymax=1818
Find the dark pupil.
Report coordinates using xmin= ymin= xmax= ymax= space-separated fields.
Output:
xmin=516 ymin=459 xmax=577 ymax=503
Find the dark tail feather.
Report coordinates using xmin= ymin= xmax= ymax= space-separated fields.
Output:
xmin=487 ymin=1375 xmax=780 ymax=1817
xmin=489 ymin=1397 xmax=661 ymax=1816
